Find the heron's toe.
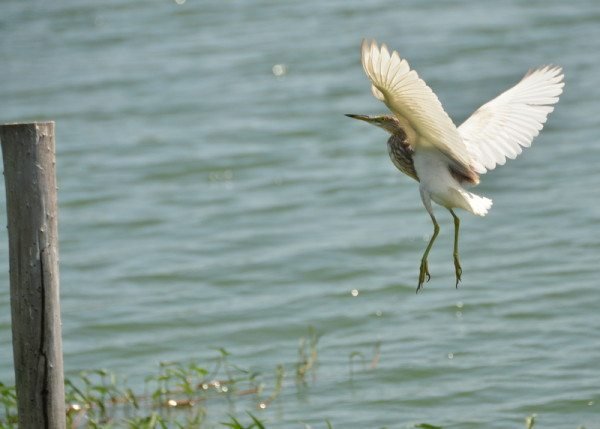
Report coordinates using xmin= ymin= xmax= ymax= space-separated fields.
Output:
xmin=417 ymin=259 xmax=431 ymax=292
xmin=453 ymin=254 xmax=462 ymax=288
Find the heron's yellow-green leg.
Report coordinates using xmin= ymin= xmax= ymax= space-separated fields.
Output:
xmin=449 ymin=209 xmax=462 ymax=288
xmin=417 ymin=213 xmax=440 ymax=292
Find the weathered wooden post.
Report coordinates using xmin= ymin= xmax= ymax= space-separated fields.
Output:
xmin=0 ymin=122 xmax=66 ymax=429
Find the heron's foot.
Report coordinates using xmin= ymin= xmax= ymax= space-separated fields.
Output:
xmin=453 ymin=253 xmax=462 ymax=288
xmin=417 ymin=258 xmax=431 ymax=292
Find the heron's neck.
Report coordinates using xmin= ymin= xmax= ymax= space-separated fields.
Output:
xmin=381 ymin=116 xmax=405 ymax=135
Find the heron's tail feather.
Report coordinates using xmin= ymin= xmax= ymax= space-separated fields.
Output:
xmin=464 ymin=192 xmax=493 ymax=216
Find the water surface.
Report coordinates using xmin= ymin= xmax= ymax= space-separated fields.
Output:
xmin=1 ymin=0 xmax=600 ymax=427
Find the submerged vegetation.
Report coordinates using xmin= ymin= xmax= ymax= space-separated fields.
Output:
xmin=0 ymin=328 xmax=357 ymax=428
xmin=0 ymin=329 xmax=587 ymax=428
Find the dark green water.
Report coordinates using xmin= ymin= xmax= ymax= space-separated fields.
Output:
xmin=1 ymin=0 xmax=600 ymax=427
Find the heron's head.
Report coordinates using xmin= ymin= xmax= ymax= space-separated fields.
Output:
xmin=345 ymin=114 xmax=401 ymax=134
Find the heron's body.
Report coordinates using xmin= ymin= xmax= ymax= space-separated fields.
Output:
xmin=414 ymin=149 xmax=492 ymax=216
xmin=348 ymin=39 xmax=564 ymax=291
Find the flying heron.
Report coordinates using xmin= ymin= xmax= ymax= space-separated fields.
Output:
xmin=347 ymin=39 xmax=564 ymax=292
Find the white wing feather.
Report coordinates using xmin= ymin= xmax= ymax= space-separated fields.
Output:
xmin=361 ymin=39 xmax=477 ymax=174
xmin=458 ymin=66 xmax=564 ymax=173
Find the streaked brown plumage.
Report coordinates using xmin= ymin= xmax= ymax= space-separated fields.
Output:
xmin=387 ymin=133 xmax=418 ymax=182
xmin=346 ymin=114 xmax=479 ymax=185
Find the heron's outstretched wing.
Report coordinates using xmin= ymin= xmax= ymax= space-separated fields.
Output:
xmin=361 ymin=39 xmax=477 ymax=176
xmin=458 ymin=66 xmax=564 ymax=174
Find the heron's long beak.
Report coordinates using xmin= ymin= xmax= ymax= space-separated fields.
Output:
xmin=345 ymin=114 xmax=372 ymax=122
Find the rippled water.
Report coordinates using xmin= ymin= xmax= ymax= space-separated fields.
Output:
xmin=2 ymin=0 xmax=600 ymax=427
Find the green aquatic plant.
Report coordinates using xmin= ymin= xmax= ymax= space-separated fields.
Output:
xmin=124 ymin=412 xmax=169 ymax=429
xmin=60 ymin=351 xmax=260 ymax=428
xmin=0 ymin=382 xmax=17 ymax=428
xmin=257 ymin=364 xmax=285 ymax=410
xmin=0 ymin=357 xmax=592 ymax=429
xmin=221 ymin=412 xmax=266 ymax=429
xmin=349 ymin=340 xmax=381 ymax=380
xmin=0 ymin=342 xmax=305 ymax=428
xmin=296 ymin=326 xmax=320 ymax=384
xmin=348 ymin=351 xmax=366 ymax=379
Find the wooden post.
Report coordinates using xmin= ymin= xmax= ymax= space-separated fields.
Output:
xmin=0 ymin=122 xmax=66 ymax=429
